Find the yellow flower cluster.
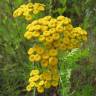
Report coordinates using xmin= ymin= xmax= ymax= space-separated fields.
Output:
xmin=25 ymin=15 xmax=87 ymax=93
xmin=26 ymin=69 xmax=60 ymax=93
xmin=13 ymin=2 xmax=87 ymax=94
xmin=13 ymin=3 xmax=45 ymax=20
xmin=24 ymin=16 xmax=87 ymax=50
xmin=28 ymin=44 xmax=58 ymax=67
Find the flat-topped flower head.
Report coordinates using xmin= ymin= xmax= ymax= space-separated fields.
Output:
xmin=13 ymin=2 xmax=45 ymax=20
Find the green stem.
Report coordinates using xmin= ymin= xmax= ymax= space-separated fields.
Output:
xmin=49 ymin=0 xmax=53 ymax=15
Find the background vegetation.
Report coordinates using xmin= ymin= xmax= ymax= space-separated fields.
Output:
xmin=0 ymin=0 xmax=96 ymax=96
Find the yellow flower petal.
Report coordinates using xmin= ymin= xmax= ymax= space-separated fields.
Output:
xmin=30 ymin=69 xmax=39 ymax=76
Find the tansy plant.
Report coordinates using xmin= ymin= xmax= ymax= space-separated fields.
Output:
xmin=13 ymin=2 xmax=87 ymax=95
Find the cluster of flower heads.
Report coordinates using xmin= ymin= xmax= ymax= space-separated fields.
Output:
xmin=26 ymin=69 xmax=60 ymax=93
xmin=24 ymin=15 xmax=87 ymax=50
xmin=28 ymin=45 xmax=58 ymax=67
xmin=25 ymin=15 xmax=87 ymax=93
xmin=13 ymin=3 xmax=45 ymax=20
xmin=13 ymin=2 xmax=87 ymax=94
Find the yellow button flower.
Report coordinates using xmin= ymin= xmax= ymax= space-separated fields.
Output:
xmin=13 ymin=9 xmax=22 ymax=17
xmin=65 ymin=24 xmax=73 ymax=31
xmin=41 ymin=59 xmax=49 ymax=67
xmin=35 ymin=47 xmax=44 ymax=55
xmin=37 ymin=86 xmax=44 ymax=93
xmin=39 ymin=35 xmax=45 ymax=42
xmin=34 ymin=25 xmax=41 ymax=31
xmin=29 ymin=75 xmax=40 ymax=82
xmin=50 ymin=18 xmax=57 ymax=24
xmin=29 ymin=82 xmax=35 ymax=88
xmin=27 ymin=3 xmax=33 ymax=8
xmin=29 ymin=54 xmax=35 ymax=62
xmin=63 ymin=17 xmax=70 ymax=25
xmin=24 ymin=31 xmax=33 ymax=40
xmin=48 ymin=23 xmax=56 ymax=28
xmin=49 ymin=49 xmax=58 ymax=57
xmin=49 ymin=57 xmax=58 ymax=66
xmin=30 ymin=69 xmax=39 ymax=76
xmin=46 ymin=36 xmax=53 ymax=43
xmin=41 ymin=26 xmax=48 ymax=31
xmin=32 ymin=31 xmax=40 ymax=37
xmin=57 ymin=16 xmax=65 ymax=21
xmin=41 ymin=72 xmax=51 ymax=81
xmin=38 ymin=80 xmax=44 ymax=86
xmin=34 ymin=54 xmax=41 ymax=62
xmin=43 ymin=16 xmax=52 ymax=21
xmin=26 ymin=24 xmax=32 ymax=30
xmin=31 ymin=20 xmax=38 ymax=25
xmin=49 ymin=28 xmax=56 ymax=34
xmin=41 ymin=20 xmax=49 ymax=26
xmin=32 ymin=75 xmax=40 ymax=81
xmin=51 ymin=80 xmax=59 ymax=87
xmin=26 ymin=85 xmax=32 ymax=92
xmin=44 ymin=81 xmax=51 ymax=88
xmin=38 ymin=6 xmax=45 ymax=11
xmin=27 ymin=26 xmax=35 ymax=31
xmin=52 ymin=74 xmax=60 ymax=81
xmin=43 ymin=31 xmax=51 ymax=36
xmin=27 ymin=48 xmax=35 ymax=55
xmin=42 ymin=51 xmax=49 ymax=59
xmin=56 ymin=26 xmax=64 ymax=33
xmin=45 ymin=72 xmax=51 ymax=81
xmin=25 ymin=15 xmax=32 ymax=21
xmin=52 ymin=33 xmax=60 ymax=40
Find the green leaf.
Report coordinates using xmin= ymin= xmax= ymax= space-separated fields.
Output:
xmin=59 ymin=0 xmax=67 ymax=6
